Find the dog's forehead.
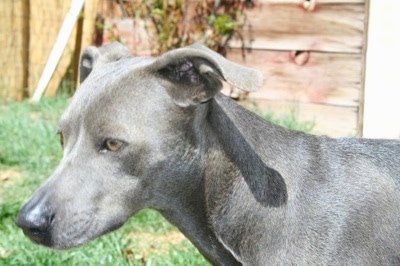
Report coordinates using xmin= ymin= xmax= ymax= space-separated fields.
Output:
xmin=83 ymin=56 xmax=155 ymax=97
xmin=59 ymin=56 xmax=173 ymax=131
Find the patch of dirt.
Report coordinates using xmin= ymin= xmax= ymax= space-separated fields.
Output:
xmin=124 ymin=230 xmax=187 ymax=260
xmin=0 ymin=247 xmax=9 ymax=258
xmin=0 ymin=169 xmax=22 ymax=184
xmin=0 ymin=169 xmax=22 ymax=201
xmin=29 ymin=111 xmax=41 ymax=120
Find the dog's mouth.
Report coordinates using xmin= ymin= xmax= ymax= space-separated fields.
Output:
xmin=16 ymin=205 xmax=96 ymax=249
xmin=21 ymin=227 xmax=53 ymax=247
xmin=20 ymin=222 xmax=94 ymax=249
xmin=18 ymin=211 xmax=129 ymax=250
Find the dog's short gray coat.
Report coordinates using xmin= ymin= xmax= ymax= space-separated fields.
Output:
xmin=16 ymin=42 xmax=400 ymax=265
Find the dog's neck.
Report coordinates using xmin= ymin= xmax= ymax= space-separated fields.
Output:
xmin=157 ymin=95 xmax=289 ymax=265
xmin=159 ymin=197 xmax=241 ymax=265
xmin=156 ymin=155 xmax=241 ymax=265
xmin=153 ymin=99 xmax=241 ymax=265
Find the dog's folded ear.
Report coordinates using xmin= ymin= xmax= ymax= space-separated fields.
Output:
xmin=79 ymin=42 xmax=132 ymax=84
xmin=151 ymin=44 xmax=264 ymax=106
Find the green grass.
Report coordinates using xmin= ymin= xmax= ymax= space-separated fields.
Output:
xmin=0 ymin=96 xmax=313 ymax=265
xmin=247 ymin=103 xmax=315 ymax=133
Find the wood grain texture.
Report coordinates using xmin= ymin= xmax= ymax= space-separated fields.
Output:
xmin=265 ymin=0 xmax=364 ymax=4
xmin=227 ymin=49 xmax=361 ymax=107
xmin=29 ymin=0 xmax=78 ymax=97
xmin=232 ymin=0 xmax=366 ymax=53
xmin=0 ymin=0 xmax=29 ymax=100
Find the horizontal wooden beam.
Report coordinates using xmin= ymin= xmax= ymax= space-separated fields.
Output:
xmin=263 ymin=0 xmax=365 ymax=4
xmin=231 ymin=1 xmax=366 ymax=53
xmin=227 ymin=49 xmax=361 ymax=107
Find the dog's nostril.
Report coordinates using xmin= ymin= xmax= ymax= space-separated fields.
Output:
xmin=27 ymin=227 xmax=48 ymax=240
xmin=28 ymin=214 xmax=54 ymax=232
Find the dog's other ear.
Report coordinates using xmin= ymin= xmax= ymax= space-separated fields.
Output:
xmin=151 ymin=44 xmax=264 ymax=106
xmin=79 ymin=42 xmax=131 ymax=84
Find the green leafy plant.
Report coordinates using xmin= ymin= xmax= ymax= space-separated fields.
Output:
xmin=117 ymin=0 xmax=254 ymax=55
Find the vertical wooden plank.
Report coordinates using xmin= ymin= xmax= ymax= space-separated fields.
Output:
xmin=0 ymin=0 xmax=29 ymax=100
xmin=29 ymin=0 xmax=79 ymax=97
xmin=76 ymin=0 xmax=100 ymax=85
xmin=362 ymin=0 xmax=400 ymax=139
xmin=81 ymin=0 xmax=100 ymax=49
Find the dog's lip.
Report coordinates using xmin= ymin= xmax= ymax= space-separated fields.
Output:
xmin=22 ymin=228 xmax=53 ymax=246
xmin=24 ymin=226 xmax=91 ymax=249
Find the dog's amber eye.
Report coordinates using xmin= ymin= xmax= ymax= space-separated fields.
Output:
xmin=104 ymin=139 xmax=124 ymax=152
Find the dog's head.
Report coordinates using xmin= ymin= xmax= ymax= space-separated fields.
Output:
xmin=15 ymin=42 xmax=263 ymax=249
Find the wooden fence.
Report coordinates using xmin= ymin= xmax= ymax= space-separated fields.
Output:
xmin=227 ymin=0 xmax=367 ymax=137
xmin=0 ymin=0 xmax=377 ymax=137
xmin=96 ymin=0 xmax=367 ymax=137
xmin=0 ymin=0 xmax=99 ymax=100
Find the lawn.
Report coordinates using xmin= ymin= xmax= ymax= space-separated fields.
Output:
xmin=0 ymin=96 xmax=313 ymax=265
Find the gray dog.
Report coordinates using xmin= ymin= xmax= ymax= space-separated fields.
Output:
xmin=16 ymin=42 xmax=400 ymax=265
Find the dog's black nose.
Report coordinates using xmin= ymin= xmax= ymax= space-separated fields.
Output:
xmin=15 ymin=202 xmax=54 ymax=246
